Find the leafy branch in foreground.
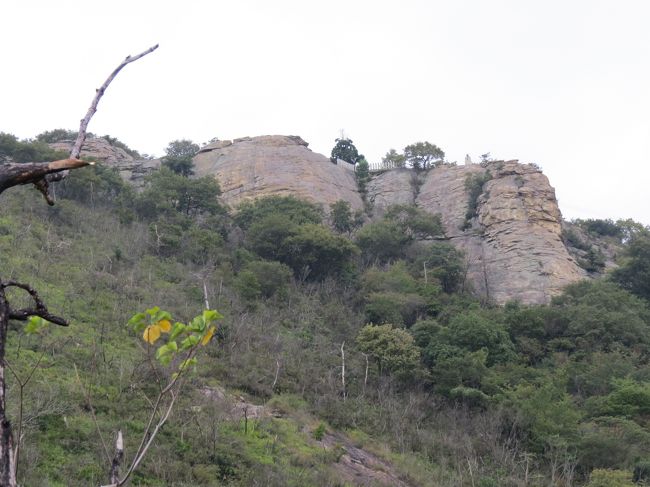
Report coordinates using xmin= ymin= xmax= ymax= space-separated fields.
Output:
xmin=99 ymin=307 xmax=222 ymax=487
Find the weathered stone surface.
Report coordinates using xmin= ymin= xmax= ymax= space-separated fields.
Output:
xmin=192 ymin=135 xmax=363 ymax=211
xmin=70 ymin=132 xmax=585 ymax=305
xmin=49 ymin=137 xmax=160 ymax=186
xmin=366 ymin=168 xmax=416 ymax=214
xmin=415 ymin=160 xmax=585 ymax=304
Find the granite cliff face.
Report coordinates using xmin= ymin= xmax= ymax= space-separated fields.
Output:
xmin=49 ymin=137 xmax=160 ymax=186
xmin=365 ymin=161 xmax=584 ymax=304
xmin=62 ymin=134 xmax=584 ymax=304
xmin=193 ymin=136 xmax=363 ymax=211
xmin=191 ymin=136 xmax=583 ymax=304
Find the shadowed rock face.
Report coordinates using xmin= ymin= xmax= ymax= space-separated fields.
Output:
xmin=192 ymin=135 xmax=364 ymax=211
xmin=49 ymin=137 xmax=160 ymax=186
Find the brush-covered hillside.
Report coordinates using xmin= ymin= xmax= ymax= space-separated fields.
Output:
xmin=0 ymin=131 xmax=650 ymax=486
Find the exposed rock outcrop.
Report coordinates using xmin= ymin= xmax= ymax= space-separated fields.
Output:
xmin=71 ymin=132 xmax=584 ymax=304
xmin=192 ymin=135 xmax=363 ymax=211
xmin=49 ymin=137 xmax=160 ymax=186
xmin=191 ymin=136 xmax=583 ymax=304
xmin=366 ymin=168 xmax=416 ymax=214
xmin=415 ymin=160 xmax=585 ymax=304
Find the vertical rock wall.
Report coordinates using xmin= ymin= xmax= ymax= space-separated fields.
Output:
xmin=413 ymin=161 xmax=585 ymax=304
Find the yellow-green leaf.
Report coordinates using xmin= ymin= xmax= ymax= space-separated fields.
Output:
xmin=143 ymin=324 xmax=162 ymax=344
xmin=157 ymin=319 xmax=172 ymax=333
xmin=201 ymin=326 xmax=216 ymax=346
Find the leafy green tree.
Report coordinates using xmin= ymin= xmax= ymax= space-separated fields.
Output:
xmin=330 ymin=138 xmax=361 ymax=164
xmin=35 ymin=128 xmax=78 ymax=143
xmin=0 ymin=133 xmax=19 ymax=163
xmin=58 ymin=164 xmax=132 ymax=205
xmin=162 ymin=139 xmax=199 ymax=176
xmin=362 ymin=261 xmax=419 ymax=295
xmin=577 ymin=218 xmax=624 ymax=239
xmin=381 ymin=149 xmax=406 ymax=169
xmin=329 ymin=200 xmax=362 ymax=234
xmin=240 ymin=260 xmax=292 ymax=299
xmin=355 ymin=157 xmax=370 ymax=194
xmin=506 ymin=378 xmax=582 ymax=451
xmin=428 ymin=348 xmax=489 ymax=392
xmin=282 ymin=223 xmax=358 ymax=279
xmin=233 ymin=270 xmax=262 ymax=303
xmin=589 ymin=379 xmax=650 ymax=419
xmin=384 ymin=204 xmax=444 ymax=240
xmin=364 ymin=292 xmax=426 ymax=327
xmin=464 ymin=171 xmax=493 ymax=224
xmin=136 ymin=168 xmax=223 ymax=219
xmin=235 ymin=195 xmax=323 ymax=230
xmin=361 ymin=262 xmax=429 ymax=326
xmin=586 ymin=469 xmax=635 ymax=487
xmin=246 ymin=214 xmax=298 ymax=262
xmin=577 ymin=246 xmax=606 ymax=273
xmin=551 ymin=280 xmax=650 ymax=353
xmin=403 ymin=141 xmax=445 ymax=170
xmin=420 ymin=311 xmax=515 ymax=368
xmin=610 ymin=231 xmax=650 ymax=302
xmin=246 ymin=217 xmax=357 ymax=280
xmin=443 ymin=312 xmax=516 ymax=365
xmin=356 ymin=221 xmax=410 ymax=263
xmin=0 ymin=132 xmax=67 ymax=164
xmin=577 ymin=417 xmax=650 ymax=472
xmin=356 ymin=324 xmax=420 ymax=376
xmin=416 ymin=242 xmax=465 ymax=293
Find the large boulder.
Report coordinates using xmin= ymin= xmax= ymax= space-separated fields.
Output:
xmin=192 ymin=135 xmax=363 ymax=211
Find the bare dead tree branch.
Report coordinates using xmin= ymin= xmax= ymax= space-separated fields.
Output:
xmin=1 ymin=281 xmax=69 ymax=327
xmin=69 ymin=44 xmax=160 ymax=161
xmin=0 ymin=159 xmax=91 ymax=204
xmin=0 ymin=44 xmax=160 ymax=487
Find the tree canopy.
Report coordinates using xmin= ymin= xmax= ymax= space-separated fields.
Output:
xmin=403 ymin=141 xmax=445 ymax=170
xmin=162 ymin=139 xmax=199 ymax=176
xmin=330 ymin=138 xmax=362 ymax=164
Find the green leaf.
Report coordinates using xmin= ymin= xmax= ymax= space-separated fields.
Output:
xmin=25 ymin=316 xmax=47 ymax=334
xmin=127 ymin=313 xmax=147 ymax=331
xmin=169 ymin=322 xmax=186 ymax=340
xmin=159 ymin=354 xmax=173 ymax=367
xmin=153 ymin=310 xmax=172 ymax=323
xmin=145 ymin=306 xmax=160 ymax=317
xmin=180 ymin=335 xmax=200 ymax=351
xmin=128 ymin=312 xmax=146 ymax=325
xmin=188 ymin=316 xmax=204 ymax=333
xmin=202 ymin=309 xmax=223 ymax=324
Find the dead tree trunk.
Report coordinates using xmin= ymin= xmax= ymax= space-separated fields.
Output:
xmin=0 ymin=159 xmax=91 ymax=204
xmin=0 ymin=44 xmax=158 ymax=486
xmin=0 ymin=281 xmax=68 ymax=485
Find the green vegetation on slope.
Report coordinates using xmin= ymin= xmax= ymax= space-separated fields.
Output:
xmin=1 ymin=139 xmax=650 ymax=485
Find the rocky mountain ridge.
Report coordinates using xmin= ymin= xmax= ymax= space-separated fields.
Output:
xmin=49 ymin=137 xmax=161 ymax=186
xmin=59 ymin=135 xmax=585 ymax=305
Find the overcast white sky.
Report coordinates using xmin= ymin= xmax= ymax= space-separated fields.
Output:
xmin=1 ymin=0 xmax=649 ymax=224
